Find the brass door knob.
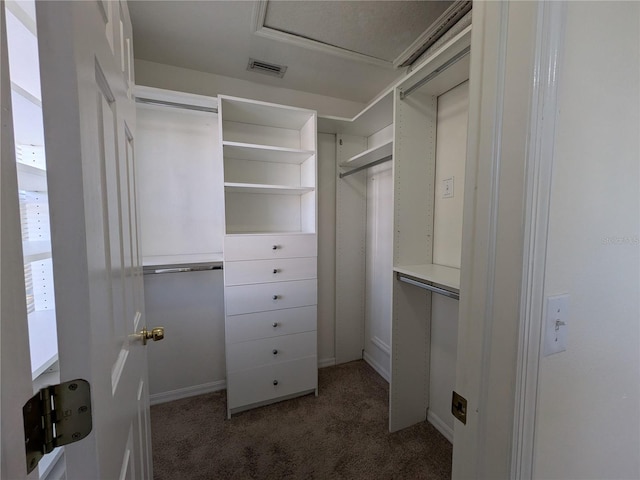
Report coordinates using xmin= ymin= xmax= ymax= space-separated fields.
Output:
xmin=140 ymin=326 xmax=165 ymax=345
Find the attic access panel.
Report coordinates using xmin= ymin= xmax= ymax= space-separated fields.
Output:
xmin=260 ymin=0 xmax=455 ymax=66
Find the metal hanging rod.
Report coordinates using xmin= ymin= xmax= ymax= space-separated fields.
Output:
xmin=339 ymin=155 xmax=393 ymax=179
xmin=397 ymin=273 xmax=460 ymax=300
xmin=143 ymin=263 xmax=223 ymax=275
xmin=399 ymin=45 xmax=471 ymax=100
xmin=135 ymin=97 xmax=218 ymax=114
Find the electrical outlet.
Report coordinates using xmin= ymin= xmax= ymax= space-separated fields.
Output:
xmin=543 ymin=294 xmax=569 ymax=356
xmin=443 ymin=177 xmax=454 ymax=198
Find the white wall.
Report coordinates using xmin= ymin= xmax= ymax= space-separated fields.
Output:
xmin=364 ymin=161 xmax=393 ymax=380
xmin=534 ymin=2 xmax=640 ymax=478
xmin=428 ymin=80 xmax=468 ymax=440
xmin=135 ymin=59 xmax=365 ymax=118
xmin=144 ymin=270 xmax=226 ymax=403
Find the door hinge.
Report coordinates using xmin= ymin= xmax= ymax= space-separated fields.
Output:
xmin=23 ymin=379 xmax=92 ymax=474
xmin=451 ymin=390 xmax=467 ymax=425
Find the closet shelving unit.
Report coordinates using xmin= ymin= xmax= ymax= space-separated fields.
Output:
xmin=389 ymin=26 xmax=471 ymax=432
xmin=6 ymin=1 xmax=59 ymax=382
xmin=219 ymin=95 xmax=318 ymax=417
xmin=319 ymin=89 xmax=395 ymax=367
xmin=6 ymin=1 xmax=64 ymax=477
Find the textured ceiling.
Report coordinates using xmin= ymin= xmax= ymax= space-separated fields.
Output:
xmin=129 ymin=1 xmax=449 ymax=104
xmin=264 ymin=1 xmax=452 ymax=62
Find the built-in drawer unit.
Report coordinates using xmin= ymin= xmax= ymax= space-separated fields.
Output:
xmin=226 ymin=331 xmax=316 ymax=373
xmin=224 ymin=257 xmax=316 ymax=286
xmin=224 ymin=234 xmax=317 ymax=261
xmin=226 ymin=356 xmax=317 ymax=411
xmin=225 ymin=306 xmax=316 ymax=344
xmin=224 ymin=279 xmax=317 ymax=316
xmin=221 ymin=96 xmax=318 ymax=417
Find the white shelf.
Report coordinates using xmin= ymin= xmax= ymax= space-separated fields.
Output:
xmin=17 ymin=161 xmax=47 ymax=192
xmin=223 ymin=141 xmax=314 ymax=164
xmin=23 ymin=240 xmax=52 ymax=263
xmin=318 ymin=90 xmax=393 ymax=136
xmin=142 ymin=252 xmax=223 ymax=267
xmin=340 ymin=140 xmax=393 ymax=169
xmin=220 ymin=95 xmax=315 ymax=129
xmin=394 ymin=263 xmax=460 ymax=292
xmin=224 ymin=183 xmax=315 ymax=195
xmin=28 ymin=309 xmax=58 ymax=379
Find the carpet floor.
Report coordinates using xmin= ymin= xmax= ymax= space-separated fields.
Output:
xmin=151 ymin=360 xmax=452 ymax=479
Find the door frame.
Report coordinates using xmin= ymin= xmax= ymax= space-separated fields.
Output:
xmin=453 ymin=1 xmax=567 ymax=478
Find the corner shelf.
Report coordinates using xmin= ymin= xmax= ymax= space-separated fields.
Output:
xmin=223 ymin=141 xmax=314 ymax=164
xmin=340 ymin=139 xmax=393 ymax=170
xmin=224 ymin=183 xmax=314 ymax=195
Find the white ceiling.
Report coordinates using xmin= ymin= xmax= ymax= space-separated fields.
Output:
xmin=129 ymin=1 xmax=453 ymax=104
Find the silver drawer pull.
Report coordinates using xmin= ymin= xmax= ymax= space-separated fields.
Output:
xmin=273 ymin=380 xmax=278 ymax=386
xmin=272 ymin=349 xmax=278 ymax=355
xmin=272 ymin=295 xmax=279 ymax=300
xmin=273 ymin=268 xmax=279 ymax=274
xmin=272 ymin=322 xmax=279 ymax=328
xmin=272 ymin=245 xmax=280 ymax=250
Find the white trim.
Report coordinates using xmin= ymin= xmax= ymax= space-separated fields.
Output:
xmin=149 ymin=380 xmax=226 ymax=406
xmin=318 ymin=357 xmax=336 ymax=368
xmin=363 ymin=351 xmax=390 ymax=382
xmin=394 ymin=1 xmax=471 ymax=68
xmin=474 ymin=3 xmax=509 ymax=474
xmin=511 ymin=3 xmax=567 ymax=479
xmin=371 ymin=335 xmax=391 ymax=356
xmin=427 ymin=410 xmax=454 ymax=443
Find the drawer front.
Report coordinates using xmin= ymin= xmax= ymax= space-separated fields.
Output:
xmin=226 ymin=331 xmax=316 ymax=373
xmin=224 ymin=234 xmax=317 ymax=261
xmin=225 ymin=279 xmax=317 ymax=316
xmin=225 ymin=257 xmax=317 ymax=286
xmin=227 ymin=356 xmax=317 ymax=410
xmin=225 ymin=306 xmax=316 ymax=344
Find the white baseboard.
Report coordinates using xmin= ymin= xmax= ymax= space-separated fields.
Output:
xmin=318 ymin=357 xmax=336 ymax=368
xmin=363 ymin=351 xmax=390 ymax=382
xmin=427 ymin=409 xmax=453 ymax=443
xmin=150 ymin=380 xmax=226 ymax=406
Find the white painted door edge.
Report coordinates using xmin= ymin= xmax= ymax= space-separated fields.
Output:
xmin=511 ymin=3 xmax=567 ymax=479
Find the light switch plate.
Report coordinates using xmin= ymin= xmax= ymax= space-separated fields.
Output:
xmin=543 ymin=294 xmax=569 ymax=356
xmin=443 ymin=177 xmax=454 ymax=198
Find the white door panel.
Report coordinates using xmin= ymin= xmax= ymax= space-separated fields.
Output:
xmin=0 ymin=1 xmax=156 ymax=478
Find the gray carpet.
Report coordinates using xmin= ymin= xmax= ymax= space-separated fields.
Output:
xmin=151 ymin=360 xmax=452 ymax=479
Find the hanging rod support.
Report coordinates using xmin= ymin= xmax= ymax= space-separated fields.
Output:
xmin=399 ymin=45 xmax=471 ymax=100
xmin=339 ymin=155 xmax=393 ymax=178
xmin=397 ymin=273 xmax=460 ymax=300
xmin=135 ymin=97 xmax=218 ymax=114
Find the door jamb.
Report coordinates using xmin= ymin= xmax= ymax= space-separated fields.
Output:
xmin=511 ymin=2 xmax=567 ymax=478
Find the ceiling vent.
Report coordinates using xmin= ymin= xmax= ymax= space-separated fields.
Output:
xmin=247 ymin=58 xmax=287 ymax=78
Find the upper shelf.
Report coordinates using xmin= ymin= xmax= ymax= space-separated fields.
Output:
xmin=219 ymin=95 xmax=315 ymax=130
xmin=318 ymin=90 xmax=393 ymax=137
xmin=223 ymin=142 xmax=314 ymax=164
xmin=394 ymin=263 xmax=460 ymax=293
xmin=224 ymin=183 xmax=315 ymax=195
xmin=340 ymin=140 xmax=393 ymax=169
